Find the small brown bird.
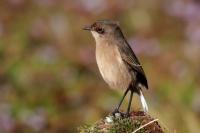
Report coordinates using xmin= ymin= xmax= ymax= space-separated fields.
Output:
xmin=83 ymin=20 xmax=148 ymax=116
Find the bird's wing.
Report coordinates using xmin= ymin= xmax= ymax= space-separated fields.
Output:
xmin=118 ymin=41 xmax=144 ymax=75
xmin=117 ymin=40 xmax=148 ymax=89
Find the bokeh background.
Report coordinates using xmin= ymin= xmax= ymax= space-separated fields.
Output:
xmin=0 ymin=0 xmax=200 ymax=132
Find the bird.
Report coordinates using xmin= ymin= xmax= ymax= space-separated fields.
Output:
xmin=83 ymin=20 xmax=149 ymax=116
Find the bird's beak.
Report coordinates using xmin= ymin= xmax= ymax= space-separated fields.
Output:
xmin=83 ymin=25 xmax=92 ymax=31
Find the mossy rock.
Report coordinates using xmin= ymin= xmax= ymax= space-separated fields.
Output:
xmin=78 ymin=111 xmax=164 ymax=133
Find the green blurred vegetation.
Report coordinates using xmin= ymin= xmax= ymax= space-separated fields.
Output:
xmin=0 ymin=0 xmax=200 ymax=132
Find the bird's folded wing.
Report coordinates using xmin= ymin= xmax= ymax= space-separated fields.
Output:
xmin=118 ymin=42 xmax=145 ymax=75
xmin=117 ymin=41 xmax=148 ymax=89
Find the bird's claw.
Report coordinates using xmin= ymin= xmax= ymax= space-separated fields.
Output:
xmin=124 ymin=112 xmax=131 ymax=117
xmin=112 ymin=109 xmax=125 ymax=117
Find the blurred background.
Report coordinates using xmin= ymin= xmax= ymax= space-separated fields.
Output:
xmin=0 ymin=0 xmax=200 ymax=132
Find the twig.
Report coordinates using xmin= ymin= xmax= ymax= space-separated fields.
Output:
xmin=132 ymin=119 xmax=159 ymax=133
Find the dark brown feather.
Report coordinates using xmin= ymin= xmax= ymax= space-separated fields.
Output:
xmin=115 ymin=27 xmax=148 ymax=89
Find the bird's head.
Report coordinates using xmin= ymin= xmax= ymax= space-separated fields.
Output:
xmin=83 ymin=20 xmax=121 ymax=42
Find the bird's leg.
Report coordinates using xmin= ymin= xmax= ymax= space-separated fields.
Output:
xmin=112 ymin=87 xmax=130 ymax=116
xmin=125 ymin=90 xmax=134 ymax=117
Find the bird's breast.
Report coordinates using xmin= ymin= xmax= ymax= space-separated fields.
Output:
xmin=95 ymin=42 xmax=132 ymax=90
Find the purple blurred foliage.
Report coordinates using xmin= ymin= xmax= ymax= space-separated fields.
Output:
xmin=186 ymin=22 xmax=200 ymax=44
xmin=34 ymin=45 xmax=59 ymax=64
xmin=33 ymin=0 xmax=57 ymax=8
xmin=169 ymin=60 xmax=189 ymax=80
xmin=165 ymin=0 xmax=200 ymax=21
xmin=0 ymin=22 xmax=4 ymax=37
xmin=166 ymin=1 xmax=200 ymax=44
xmin=30 ymin=19 xmax=50 ymax=41
xmin=78 ymin=0 xmax=107 ymax=14
xmin=129 ymin=37 xmax=161 ymax=57
xmin=19 ymin=108 xmax=47 ymax=132
xmin=49 ymin=14 xmax=70 ymax=40
xmin=0 ymin=104 xmax=14 ymax=132
xmin=78 ymin=47 xmax=95 ymax=66
xmin=7 ymin=0 xmax=26 ymax=9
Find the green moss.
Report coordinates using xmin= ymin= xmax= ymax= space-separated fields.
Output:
xmin=78 ymin=112 xmax=163 ymax=133
xmin=108 ymin=117 xmax=144 ymax=133
xmin=78 ymin=124 xmax=101 ymax=133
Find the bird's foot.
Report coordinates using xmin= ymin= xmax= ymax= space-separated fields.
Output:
xmin=112 ymin=108 xmax=120 ymax=115
xmin=124 ymin=112 xmax=131 ymax=118
xmin=112 ymin=109 xmax=125 ymax=117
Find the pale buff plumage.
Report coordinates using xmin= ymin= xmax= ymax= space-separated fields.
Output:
xmin=92 ymin=31 xmax=133 ymax=90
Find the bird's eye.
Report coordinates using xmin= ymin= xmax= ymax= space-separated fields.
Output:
xmin=96 ymin=27 xmax=104 ymax=34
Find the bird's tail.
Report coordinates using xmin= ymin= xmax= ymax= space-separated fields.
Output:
xmin=139 ymin=90 xmax=148 ymax=112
